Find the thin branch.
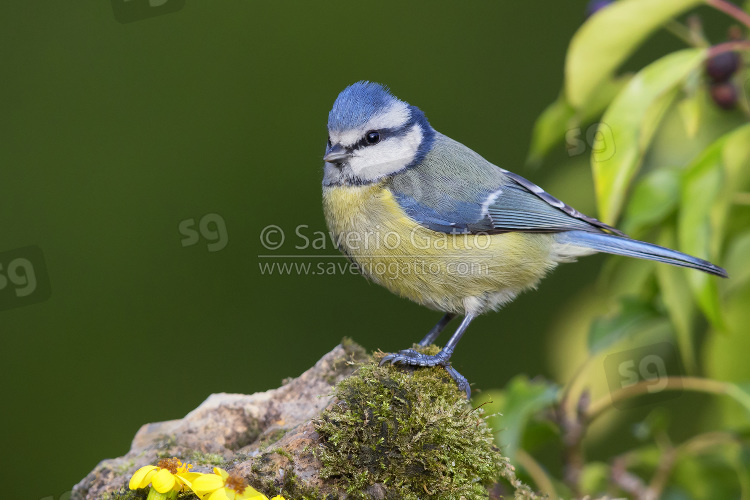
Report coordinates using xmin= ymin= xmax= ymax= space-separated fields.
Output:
xmin=558 ymin=391 xmax=589 ymax=497
xmin=515 ymin=449 xmax=559 ymax=500
xmin=646 ymin=446 xmax=677 ymax=499
xmin=559 ymin=356 xmax=595 ymax=418
xmin=611 ymin=456 xmax=652 ymax=500
xmin=708 ymin=40 xmax=750 ymax=58
xmin=677 ymin=430 xmax=740 ymax=455
xmin=586 ymin=377 xmax=731 ymax=422
xmin=664 ymin=19 xmax=706 ymax=47
xmin=707 ymin=0 xmax=750 ymax=30
xmin=649 ymin=432 xmax=740 ymax=498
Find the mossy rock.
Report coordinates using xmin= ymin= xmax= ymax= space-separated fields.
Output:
xmin=315 ymin=348 xmax=506 ymax=500
xmin=74 ymin=342 xmax=537 ymax=500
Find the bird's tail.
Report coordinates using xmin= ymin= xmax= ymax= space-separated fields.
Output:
xmin=556 ymin=230 xmax=728 ymax=278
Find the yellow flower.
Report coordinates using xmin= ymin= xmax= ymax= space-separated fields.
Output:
xmin=129 ymin=457 xmax=201 ymax=494
xmin=191 ymin=467 xmax=286 ymax=500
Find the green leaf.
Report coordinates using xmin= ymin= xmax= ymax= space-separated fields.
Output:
xmin=632 ymin=408 xmax=671 ymax=441
xmin=623 ymin=168 xmax=681 ymax=234
xmin=677 ymin=89 xmax=702 ymax=139
xmin=704 ymin=283 xmax=750 ymax=427
xmin=527 ymin=76 xmax=630 ymax=166
xmin=487 ymin=376 xmax=559 ymax=460
xmin=593 ymin=48 xmax=706 ymax=225
xmin=598 ymin=254 xmax=657 ymax=298
xmin=670 ymin=448 xmax=746 ymax=500
xmin=726 ymin=382 xmax=750 ymax=414
xmin=527 ymin=94 xmax=575 ymax=167
xmin=656 ymin=226 xmax=697 ymax=373
xmin=565 ymin=0 xmax=704 ymax=108
xmin=678 ymin=123 xmax=750 ymax=330
xmin=580 ymin=462 xmax=610 ymax=497
xmin=723 ymin=230 xmax=750 ymax=293
xmin=588 ymin=297 xmax=661 ymax=355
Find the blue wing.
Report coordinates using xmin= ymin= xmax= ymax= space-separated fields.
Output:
xmin=387 ymin=133 xmax=623 ymax=236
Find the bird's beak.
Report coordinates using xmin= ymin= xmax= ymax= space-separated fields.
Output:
xmin=324 ymin=144 xmax=350 ymax=164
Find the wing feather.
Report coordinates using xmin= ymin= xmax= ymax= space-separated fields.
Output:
xmin=387 ymin=132 xmax=626 ymax=237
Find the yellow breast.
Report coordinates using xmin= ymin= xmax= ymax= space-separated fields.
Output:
xmin=322 ymin=183 xmax=557 ymax=315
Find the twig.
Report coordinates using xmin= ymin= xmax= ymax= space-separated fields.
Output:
xmin=611 ymin=456 xmax=652 ymax=500
xmin=664 ymin=19 xmax=706 ymax=47
xmin=515 ymin=449 xmax=559 ymax=500
xmin=708 ymin=39 xmax=750 ymax=58
xmin=646 ymin=445 xmax=677 ymax=499
xmin=585 ymin=377 xmax=731 ymax=422
xmin=558 ymin=390 xmax=590 ymax=497
xmin=707 ymin=0 xmax=750 ymax=30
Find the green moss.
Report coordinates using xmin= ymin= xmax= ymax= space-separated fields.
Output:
xmin=185 ymin=450 xmax=227 ymax=467
xmin=259 ymin=428 xmax=290 ymax=449
xmin=98 ymin=489 xmax=145 ymax=500
xmin=114 ymin=459 xmax=136 ymax=476
xmin=99 ymin=488 xmax=200 ymax=500
xmin=271 ymin=447 xmax=295 ymax=462
xmin=340 ymin=336 xmax=369 ymax=361
xmin=314 ymin=348 xmax=506 ymax=500
xmin=325 ymin=337 xmax=372 ymax=385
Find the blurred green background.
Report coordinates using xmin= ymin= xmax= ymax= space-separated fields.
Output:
xmin=1 ymin=2 xmax=738 ymax=499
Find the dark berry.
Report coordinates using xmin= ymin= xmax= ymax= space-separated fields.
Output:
xmin=705 ymin=51 xmax=741 ymax=82
xmin=710 ymin=81 xmax=739 ymax=110
xmin=585 ymin=0 xmax=613 ymax=18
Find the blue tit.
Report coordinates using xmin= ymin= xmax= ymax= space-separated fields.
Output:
xmin=321 ymin=81 xmax=727 ymax=398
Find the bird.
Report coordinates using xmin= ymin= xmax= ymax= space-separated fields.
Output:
xmin=321 ymin=81 xmax=727 ymax=398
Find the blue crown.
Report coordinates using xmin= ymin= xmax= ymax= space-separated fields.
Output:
xmin=328 ymin=81 xmax=403 ymax=132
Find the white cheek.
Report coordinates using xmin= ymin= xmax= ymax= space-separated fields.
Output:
xmin=349 ymin=125 xmax=423 ymax=181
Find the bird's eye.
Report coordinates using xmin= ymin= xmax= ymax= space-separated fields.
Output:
xmin=365 ymin=130 xmax=380 ymax=144
xmin=327 ymin=136 xmax=332 ymax=147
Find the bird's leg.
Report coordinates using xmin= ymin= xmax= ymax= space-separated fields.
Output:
xmin=380 ymin=313 xmax=476 ymax=398
xmin=418 ymin=313 xmax=456 ymax=347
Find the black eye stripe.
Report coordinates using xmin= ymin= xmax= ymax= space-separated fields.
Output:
xmin=350 ymin=122 xmax=415 ymax=151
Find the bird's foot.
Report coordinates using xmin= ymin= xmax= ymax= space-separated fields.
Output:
xmin=380 ymin=348 xmax=450 ymax=367
xmin=379 ymin=349 xmax=471 ymax=399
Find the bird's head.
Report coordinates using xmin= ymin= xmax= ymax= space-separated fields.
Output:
xmin=323 ymin=81 xmax=435 ymax=186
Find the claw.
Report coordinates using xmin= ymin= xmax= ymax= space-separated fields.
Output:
xmin=379 ymin=354 xmax=399 ymax=366
xmin=444 ymin=365 xmax=471 ymax=399
xmin=379 ymin=348 xmax=471 ymax=399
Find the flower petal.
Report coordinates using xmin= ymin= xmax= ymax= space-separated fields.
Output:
xmin=208 ymin=489 xmax=231 ymax=500
xmin=129 ymin=465 xmax=157 ymax=490
xmin=152 ymin=468 xmax=177 ymax=493
xmin=177 ymin=471 xmax=202 ymax=489
xmin=214 ymin=467 xmax=229 ymax=480
xmin=192 ymin=473 xmax=225 ymax=496
xmin=241 ymin=488 xmax=268 ymax=500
